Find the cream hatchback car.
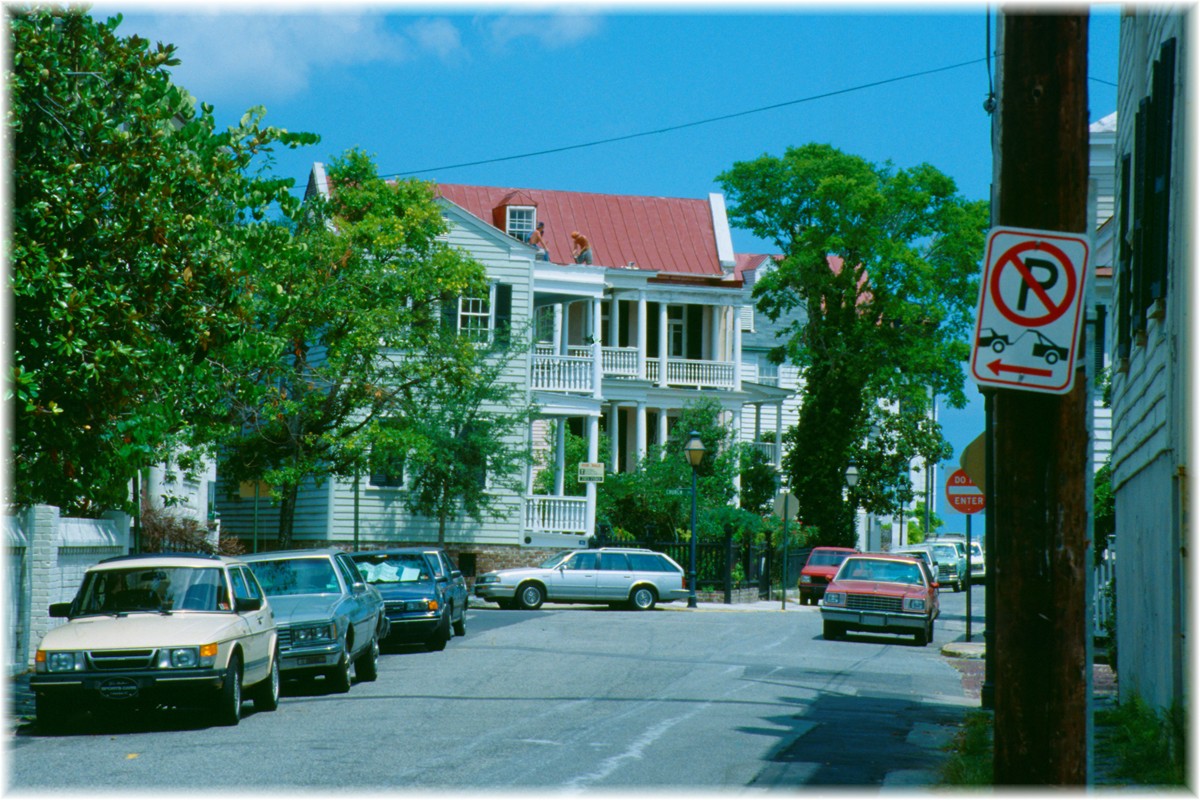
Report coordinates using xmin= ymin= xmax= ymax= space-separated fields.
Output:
xmin=30 ymin=553 xmax=280 ymax=732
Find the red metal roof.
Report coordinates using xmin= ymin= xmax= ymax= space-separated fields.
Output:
xmin=436 ymin=183 xmax=725 ymax=277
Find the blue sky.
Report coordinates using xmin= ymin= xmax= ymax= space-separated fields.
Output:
xmin=96 ymin=3 xmax=1122 ymax=533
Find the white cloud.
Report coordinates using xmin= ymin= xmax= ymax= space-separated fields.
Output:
xmin=486 ymin=12 xmax=602 ymax=50
xmin=110 ymin=11 xmax=466 ymax=102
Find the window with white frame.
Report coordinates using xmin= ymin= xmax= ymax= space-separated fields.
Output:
xmin=506 ymin=207 xmax=535 ymax=243
xmin=668 ymin=305 xmax=686 ymax=357
xmin=459 ymin=295 xmax=492 ymax=343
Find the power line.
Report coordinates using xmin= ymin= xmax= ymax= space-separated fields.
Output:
xmin=388 ymin=56 xmax=994 ymax=178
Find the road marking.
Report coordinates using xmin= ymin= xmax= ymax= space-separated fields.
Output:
xmin=564 ymin=703 xmax=711 ymax=790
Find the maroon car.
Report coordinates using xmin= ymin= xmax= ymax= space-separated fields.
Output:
xmin=797 ymin=546 xmax=859 ymax=605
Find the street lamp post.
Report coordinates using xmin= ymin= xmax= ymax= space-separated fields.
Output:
xmin=684 ymin=431 xmax=706 ymax=609
xmin=845 ymin=460 xmax=860 ymax=548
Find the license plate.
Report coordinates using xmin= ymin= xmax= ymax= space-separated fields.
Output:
xmin=862 ymin=614 xmax=886 ymax=628
xmin=298 ymin=655 xmax=326 ymax=666
xmin=98 ymin=677 xmax=139 ymax=700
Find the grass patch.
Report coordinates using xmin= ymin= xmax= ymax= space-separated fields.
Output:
xmin=1096 ymin=695 xmax=1187 ymax=786
xmin=939 ymin=711 xmax=994 ymax=786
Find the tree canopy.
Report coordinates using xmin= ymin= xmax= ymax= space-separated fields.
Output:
xmin=218 ymin=149 xmax=490 ymax=547
xmin=9 ymin=8 xmax=318 ymax=515
xmin=719 ymin=143 xmax=988 ymax=544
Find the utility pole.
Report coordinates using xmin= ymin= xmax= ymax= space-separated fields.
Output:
xmin=992 ymin=10 xmax=1090 ymax=785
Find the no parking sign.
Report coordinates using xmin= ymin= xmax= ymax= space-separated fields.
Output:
xmin=970 ymin=227 xmax=1089 ymax=395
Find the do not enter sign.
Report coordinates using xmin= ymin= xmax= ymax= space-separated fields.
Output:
xmin=946 ymin=469 xmax=985 ymax=514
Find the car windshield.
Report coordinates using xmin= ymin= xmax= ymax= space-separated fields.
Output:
xmin=74 ymin=566 xmax=226 ymax=614
xmin=969 ymin=544 xmax=983 ymax=557
xmin=931 ymin=545 xmax=958 ymax=560
xmin=837 ymin=558 xmax=925 ymax=585
xmin=248 ymin=558 xmax=341 ymax=596
xmin=538 ymin=551 xmax=574 ymax=569
xmin=808 ymin=551 xmax=850 ymax=567
xmin=353 ymin=553 xmax=431 ymax=584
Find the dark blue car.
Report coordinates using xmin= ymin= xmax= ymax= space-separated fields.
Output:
xmin=350 ymin=548 xmax=467 ymax=651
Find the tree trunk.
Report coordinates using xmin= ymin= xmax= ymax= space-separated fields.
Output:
xmin=276 ymin=482 xmax=299 ymax=549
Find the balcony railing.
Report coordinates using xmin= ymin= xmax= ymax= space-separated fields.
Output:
xmin=646 ymin=358 xmax=736 ymax=389
xmin=525 ymin=495 xmax=587 ymax=534
xmin=566 ymin=346 xmax=639 ymax=377
xmin=748 ymin=441 xmax=780 ymax=463
xmin=531 ymin=353 xmax=594 ymax=393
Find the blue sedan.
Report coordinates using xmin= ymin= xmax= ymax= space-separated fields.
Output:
xmin=351 ymin=548 xmax=468 ymax=651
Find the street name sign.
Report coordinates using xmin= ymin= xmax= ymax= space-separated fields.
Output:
xmin=577 ymin=463 xmax=605 ymax=483
xmin=970 ymin=226 xmax=1089 ymax=395
xmin=945 ymin=469 xmax=985 ymax=514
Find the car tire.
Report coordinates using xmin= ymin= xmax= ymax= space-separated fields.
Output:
xmin=516 ymin=582 xmax=544 ymax=611
xmin=251 ymin=648 xmax=281 ymax=712
xmin=427 ymin=613 xmax=451 ymax=651
xmin=326 ymin=648 xmax=353 ymax=694
xmin=628 ymin=586 xmax=657 ymax=611
xmin=355 ymin=636 xmax=380 ymax=682
xmin=35 ymin=693 xmax=68 ymax=734
xmin=452 ymin=606 xmax=466 ymax=637
xmin=822 ymin=620 xmax=843 ymax=641
xmin=214 ymin=653 xmax=243 ymax=726
xmin=914 ymin=624 xmax=930 ymax=646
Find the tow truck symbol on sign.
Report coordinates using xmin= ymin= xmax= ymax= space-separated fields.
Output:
xmin=1028 ymin=330 xmax=1068 ymax=365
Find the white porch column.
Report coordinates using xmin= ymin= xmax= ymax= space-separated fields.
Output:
xmin=709 ymin=306 xmax=721 ymax=360
xmin=731 ymin=406 xmax=742 ymax=507
xmin=637 ymin=292 xmax=648 ymax=380
xmin=585 ymin=415 xmax=600 ymax=539
xmin=525 ymin=418 xmax=536 ymax=496
xmin=732 ymin=304 xmax=743 ymax=391
xmin=553 ymin=305 xmax=565 ymax=354
xmin=608 ymin=404 xmax=620 ymax=472
xmin=657 ymin=407 xmax=669 ymax=454
xmin=657 ymin=302 xmax=669 ymax=387
xmin=592 ymin=297 xmax=603 ymax=398
xmin=610 ymin=295 xmax=621 ymax=347
xmin=635 ymin=402 xmax=648 ymax=464
xmin=774 ymin=403 xmax=784 ymax=470
xmin=554 ymin=420 xmax=566 ymax=496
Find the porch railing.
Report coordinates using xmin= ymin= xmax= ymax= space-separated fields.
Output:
xmin=748 ymin=441 xmax=780 ymax=463
xmin=533 ymin=347 xmax=736 ymax=391
xmin=646 ymin=358 xmax=736 ymax=389
xmin=531 ymin=353 xmax=593 ymax=393
xmin=525 ymin=495 xmax=588 ymax=534
xmin=565 ymin=346 xmax=639 ymax=377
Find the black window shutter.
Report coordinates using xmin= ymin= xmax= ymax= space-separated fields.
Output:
xmin=1117 ymin=154 xmax=1132 ymax=361
xmin=494 ymin=283 xmax=513 ymax=344
xmin=441 ymin=296 xmax=458 ymax=333
xmin=687 ymin=305 xmax=703 ymax=359
xmin=1150 ymin=38 xmax=1176 ymax=304
xmin=1132 ymin=101 xmax=1149 ymax=336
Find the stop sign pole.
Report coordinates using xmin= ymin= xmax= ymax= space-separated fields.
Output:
xmin=946 ymin=469 xmax=985 ymax=644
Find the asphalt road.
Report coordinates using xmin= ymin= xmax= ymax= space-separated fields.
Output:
xmin=7 ymin=587 xmax=984 ymax=791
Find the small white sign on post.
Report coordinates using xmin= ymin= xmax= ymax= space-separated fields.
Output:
xmin=577 ymin=463 xmax=605 ymax=483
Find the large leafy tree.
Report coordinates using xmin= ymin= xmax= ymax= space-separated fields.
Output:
xmin=8 ymin=8 xmax=317 ymax=515
xmin=219 ymin=149 xmax=488 ymax=547
xmin=719 ymin=143 xmax=988 ymax=545
xmin=398 ymin=333 xmax=536 ymax=545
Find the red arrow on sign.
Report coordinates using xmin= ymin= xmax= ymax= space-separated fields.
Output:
xmin=987 ymin=359 xmax=1053 ymax=378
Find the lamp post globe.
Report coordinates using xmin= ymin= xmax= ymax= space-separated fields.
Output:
xmin=683 ymin=432 xmax=706 ymax=608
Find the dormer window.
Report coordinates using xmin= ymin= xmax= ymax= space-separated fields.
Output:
xmin=506 ymin=206 xmax=536 ymax=243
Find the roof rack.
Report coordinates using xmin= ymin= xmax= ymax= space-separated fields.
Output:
xmin=99 ymin=552 xmax=221 ymax=564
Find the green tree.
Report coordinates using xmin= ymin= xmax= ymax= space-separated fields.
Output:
xmin=8 ymin=8 xmax=317 ymax=514
xmin=218 ymin=149 xmax=488 ymax=546
xmin=906 ymin=500 xmax=945 ymax=544
xmin=597 ymin=398 xmax=739 ymax=542
xmin=1094 ymin=459 xmax=1115 ymax=563
xmin=398 ymin=334 xmax=536 ymax=545
xmin=718 ymin=143 xmax=988 ymax=545
xmin=532 ymin=425 xmax=591 ymax=498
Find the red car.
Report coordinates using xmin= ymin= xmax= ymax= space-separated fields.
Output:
xmin=819 ymin=553 xmax=940 ymax=646
xmin=797 ymin=546 xmax=859 ymax=605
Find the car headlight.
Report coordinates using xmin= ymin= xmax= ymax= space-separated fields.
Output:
xmin=903 ymin=598 xmax=927 ymax=612
xmin=476 ymin=574 xmax=499 ymax=585
xmin=36 ymin=651 xmax=82 ymax=673
xmin=799 ymin=575 xmax=812 ymax=584
xmin=158 ymin=647 xmax=200 ymax=669
xmin=293 ymin=622 xmax=338 ymax=644
xmin=823 ymin=592 xmax=845 ymax=606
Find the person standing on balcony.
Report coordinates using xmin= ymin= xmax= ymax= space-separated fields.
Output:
xmin=529 ymin=221 xmax=550 ymax=261
xmin=571 ymin=231 xmax=593 ymax=265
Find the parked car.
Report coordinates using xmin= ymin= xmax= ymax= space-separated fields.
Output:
xmin=967 ymin=541 xmax=986 ymax=583
xmin=797 ymin=546 xmax=858 ymax=605
xmin=30 ymin=553 xmax=280 ymax=731
xmin=474 ymin=548 xmax=688 ymax=611
xmin=350 ymin=548 xmax=467 ymax=651
xmin=242 ymin=548 xmax=387 ymax=692
xmin=819 ymin=553 xmax=940 ymax=646
xmin=893 ymin=545 xmax=937 ymax=576
xmin=923 ymin=541 xmax=967 ymax=592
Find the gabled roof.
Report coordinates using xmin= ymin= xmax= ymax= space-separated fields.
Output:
xmin=436 ymin=183 xmax=726 ymax=278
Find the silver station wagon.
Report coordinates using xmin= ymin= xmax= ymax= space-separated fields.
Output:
xmin=474 ymin=547 xmax=688 ymax=611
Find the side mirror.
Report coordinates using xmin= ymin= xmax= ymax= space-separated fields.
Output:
xmin=930 ymin=582 xmax=940 ymax=590
xmin=235 ymin=596 xmax=263 ymax=612
xmin=451 ymin=570 xmax=462 ymax=581
xmin=49 ymin=602 xmax=72 ymax=618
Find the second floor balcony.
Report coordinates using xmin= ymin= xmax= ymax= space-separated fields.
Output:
xmin=532 ymin=345 xmax=737 ymax=393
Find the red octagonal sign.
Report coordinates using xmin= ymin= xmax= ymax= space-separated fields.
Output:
xmin=946 ymin=469 xmax=985 ymax=514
